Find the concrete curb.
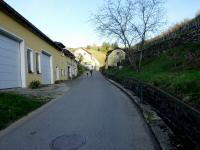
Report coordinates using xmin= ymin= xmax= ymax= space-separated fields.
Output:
xmin=0 ymin=85 xmax=71 ymax=139
xmin=106 ymin=78 xmax=175 ymax=150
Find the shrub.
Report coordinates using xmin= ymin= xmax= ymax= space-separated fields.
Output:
xmin=29 ymin=80 xmax=41 ymax=89
xmin=77 ymin=64 xmax=86 ymax=76
xmin=55 ymin=80 xmax=60 ymax=84
xmin=99 ymin=66 xmax=106 ymax=73
xmin=55 ymin=80 xmax=64 ymax=84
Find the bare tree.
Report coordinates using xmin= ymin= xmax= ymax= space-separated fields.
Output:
xmin=92 ymin=0 xmax=165 ymax=71
xmin=134 ymin=0 xmax=166 ymax=71
xmin=92 ymin=0 xmax=138 ymax=69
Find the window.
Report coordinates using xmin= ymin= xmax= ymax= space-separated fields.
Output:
xmin=27 ymin=49 xmax=34 ymax=73
xmin=68 ymin=66 xmax=71 ymax=77
xmin=36 ymin=52 xmax=41 ymax=74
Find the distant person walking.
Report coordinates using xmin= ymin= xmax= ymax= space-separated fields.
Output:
xmin=90 ymin=70 xmax=93 ymax=77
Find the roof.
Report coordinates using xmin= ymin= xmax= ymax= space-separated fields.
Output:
xmin=105 ymin=48 xmax=125 ymax=61
xmin=75 ymin=48 xmax=92 ymax=55
xmin=63 ymin=49 xmax=76 ymax=59
xmin=106 ymin=50 xmax=114 ymax=56
xmin=0 ymin=1 xmax=73 ymax=58
xmin=53 ymin=42 xmax=76 ymax=59
xmin=106 ymin=48 xmax=124 ymax=56
xmin=54 ymin=42 xmax=66 ymax=49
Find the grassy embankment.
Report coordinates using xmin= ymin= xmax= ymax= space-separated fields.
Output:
xmin=105 ymin=43 xmax=200 ymax=110
xmin=69 ymin=48 xmax=106 ymax=67
xmin=86 ymin=49 xmax=106 ymax=67
xmin=0 ymin=93 xmax=45 ymax=130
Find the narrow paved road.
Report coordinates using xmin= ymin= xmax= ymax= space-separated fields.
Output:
xmin=0 ymin=72 xmax=158 ymax=150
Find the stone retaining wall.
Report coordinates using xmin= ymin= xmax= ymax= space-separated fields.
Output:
xmin=132 ymin=15 xmax=200 ymax=61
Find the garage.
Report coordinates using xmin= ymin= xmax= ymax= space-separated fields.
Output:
xmin=0 ymin=33 xmax=21 ymax=89
xmin=41 ymin=52 xmax=52 ymax=84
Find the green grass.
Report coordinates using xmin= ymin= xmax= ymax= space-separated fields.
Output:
xmin=105 ymin=43 xmax=200 ymax=110
xmin=0 ymin=93 xmax=45 ymax=130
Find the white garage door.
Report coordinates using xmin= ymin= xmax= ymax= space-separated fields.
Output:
xmin=0 ymin=34 xmax=21 ymax=89
xmin=41 ymin=52 xmax=51 ymax=84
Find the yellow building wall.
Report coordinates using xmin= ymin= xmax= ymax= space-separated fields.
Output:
xmin=0 ymin=11 xmax=70 ymax=87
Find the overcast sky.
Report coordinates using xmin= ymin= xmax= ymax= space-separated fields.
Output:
xmin=5 ymin=0 xmax=200 ymax=48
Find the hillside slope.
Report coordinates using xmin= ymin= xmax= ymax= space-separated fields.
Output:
xmin=86 ymin=49 xmax=106 ymax=67
xmin=105 ymin=43 xmax=200 ymax=110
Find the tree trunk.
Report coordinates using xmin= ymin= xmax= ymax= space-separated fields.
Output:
xmin=127 ymin=51 xmax=138 ymax=71
xmin=138 ymin=50 xmax=143 ymax=72
xmin=137 ymin=39 xmax=145 ymax=72
xmin=124 ymin=47 xmax=138 ymax=71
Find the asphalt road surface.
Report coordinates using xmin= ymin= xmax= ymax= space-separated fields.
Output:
xmin=0 ymin=71 xmax=159 ymax=150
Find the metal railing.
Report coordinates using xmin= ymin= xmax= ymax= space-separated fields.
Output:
xmin=105 ymin=73 xmax=200 ymax=145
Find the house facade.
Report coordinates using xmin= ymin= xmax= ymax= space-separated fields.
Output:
xmin=105 ymin=49 xmax=126 ymax=69
xmin=64 ymin=49 xmax=78 ymax=78
xmin=0 ymin=1 xmax=77 ymax=89
xmin=73 ymin=48 xmax=100 ymax=70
